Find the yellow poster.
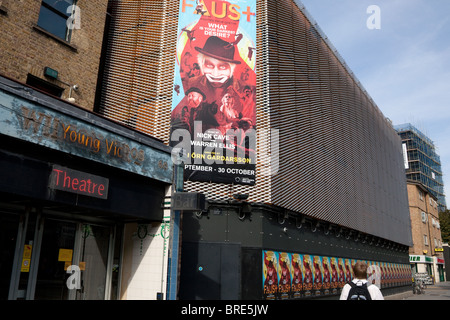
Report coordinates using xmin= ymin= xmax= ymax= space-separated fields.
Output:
xmin=21 ymin=259 xmax=30 ymax=272
xmin=21 ymin=245 xmax=32 ymax=272
xmin=58 ymin=248 xmax=73 ymax=262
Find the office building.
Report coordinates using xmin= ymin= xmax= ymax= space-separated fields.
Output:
xmin=395 ymin=123 xmax=447 ymax=212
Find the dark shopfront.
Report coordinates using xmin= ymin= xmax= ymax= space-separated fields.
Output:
xmin=0 ymin=76 xmax=172 ymax=300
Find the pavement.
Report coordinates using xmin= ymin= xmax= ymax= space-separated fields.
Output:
xmin=385 ymin=281 xmax=450 ymax=300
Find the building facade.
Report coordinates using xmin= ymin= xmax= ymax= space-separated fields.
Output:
xmin=98 ymin=0 xmax=412 ymax=300
xmin=407 ymin=182 xmax=445 ymax=282
xmin=0 ymin=0 xmax=107 ymax=109
xmin=0 ymin=0 xmax=173 ymax=300
xmin=396 ymin=123 xmax=447 ymax=212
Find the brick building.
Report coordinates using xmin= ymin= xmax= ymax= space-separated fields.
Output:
xmin=407 ymin=181 xmax=445 ymax=282
xmin=0 ymin=0 xmax=107 ymax=109
xmin=0 ymin=0 xmax=173 ymax=300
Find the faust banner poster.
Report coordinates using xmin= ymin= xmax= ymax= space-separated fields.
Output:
xmin=262 ymin=250 xmax=412 ymax=300
xmin=170 ymin=0 xmax=257 ymax=185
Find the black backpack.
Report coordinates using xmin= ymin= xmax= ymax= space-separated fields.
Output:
xmin=347 ymin=281 xmax=372 ymax=300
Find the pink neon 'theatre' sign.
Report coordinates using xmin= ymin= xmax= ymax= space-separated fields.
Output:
xmin=49 ymin=165 xmax=109 ymax=199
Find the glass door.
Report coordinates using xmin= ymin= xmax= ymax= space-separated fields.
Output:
xmin=34 ymin=219 xmax=77 ymax=300
xmin=75 ymin=224 xmax=111 ymax=300
xmin=33 ymin=219 xmax=114 ymax=300
xmin=7 ymin=213 xmax=118 ymax=300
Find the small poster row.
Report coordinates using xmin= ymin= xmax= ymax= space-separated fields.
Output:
xmin=262 ymin=250 xmax=412 ymax=300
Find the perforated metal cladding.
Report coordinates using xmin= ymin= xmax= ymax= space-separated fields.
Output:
xmin=98 ymin=0 xmax=411 ymax=245
xmin=98 ymin=0 xmax=178 ymax=143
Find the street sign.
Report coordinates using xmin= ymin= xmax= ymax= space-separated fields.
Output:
xmin=172 ymin=192 xmax=205 ymax=211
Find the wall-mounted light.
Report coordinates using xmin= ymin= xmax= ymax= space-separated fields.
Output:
xmin=238 ymin=202 xmax=252 ymax=220
xmin=311 ymin=221 xmax=319 ymax=233
xmin=67 ymin=84 xmax=79 ymax=103
xmin=232 ymin=193 xmax=251 ymax=221
xmin=296 ymin=216 xmax=306 ymax=229
xmin=278 ymin=212 xmax=288 ymax=225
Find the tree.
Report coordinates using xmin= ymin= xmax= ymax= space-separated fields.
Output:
xmin=439 ymin=209 xmax=450 ymax=243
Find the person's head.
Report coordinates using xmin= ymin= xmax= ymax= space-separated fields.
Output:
xmin=221 ymin=93 xmax=234 ymax=107
xmin=353 ymin=261 xmax=368 ymax=279
xmin=243 ymin=85 xmax=252 ymax=97
xmin=191 ymin=63 xmax=200 ymax=76
xmin=198 ymin=53 xmax=236 ymax=87
xmin=195 ymin=36 xmax=241 ymax=87
xmin=185 ymin=87 xmax=206 ymax=108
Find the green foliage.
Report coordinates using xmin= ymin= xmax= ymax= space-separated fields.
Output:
xmin=439 ymin=209 xmax=450 ymax=243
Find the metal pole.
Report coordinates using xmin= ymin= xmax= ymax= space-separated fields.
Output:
xmin=166 ymin=160 xmax=184 ymax=300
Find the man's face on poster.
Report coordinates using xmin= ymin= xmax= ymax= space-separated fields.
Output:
xmin=201 ymin=56 xmax=234 ymax=87
xmin=187 ymin=91 xmax=204 ymax=108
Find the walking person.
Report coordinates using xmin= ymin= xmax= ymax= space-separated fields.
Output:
xmin=340 ymin=261 xmax=384 ymax=300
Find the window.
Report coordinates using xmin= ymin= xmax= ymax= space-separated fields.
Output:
xmin=421 ymin=212 xmax=427 ymax=223
xmin=418 ymin=189 xmax=424 ymax=201
xmin=423 ymin=235 xmax=428 ymax=246
xmin=37 ymin=0 xmax=76 ymax=42
xmin=26 ymin=74 xmax=64 ymax=98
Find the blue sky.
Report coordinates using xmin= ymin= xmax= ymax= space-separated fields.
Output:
xmin=299 ymin=0 xmax=450 ymax=203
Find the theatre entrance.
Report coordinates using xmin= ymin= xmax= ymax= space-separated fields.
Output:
xmin=5 ymin=208 xmax=120 ymax=300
